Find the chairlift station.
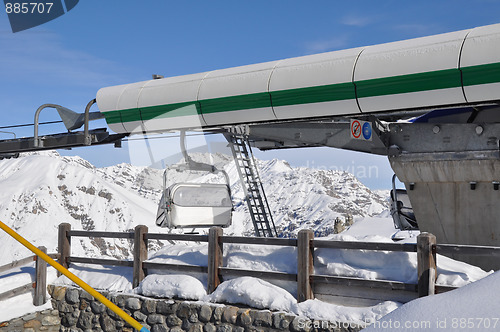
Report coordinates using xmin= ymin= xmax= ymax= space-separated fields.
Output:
xmin=1 ymin=23 xmax=500 ymax=269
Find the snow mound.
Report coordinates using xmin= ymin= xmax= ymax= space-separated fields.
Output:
xmin=137 ymin=274 xmax=207 ymax=300
xmin=362 ymin=270 xmax=500 ymax=331
xmin=299 ymin=299 xmax=401 ymax=325
xmin=206 ymin=277 xmax=300 ymax=314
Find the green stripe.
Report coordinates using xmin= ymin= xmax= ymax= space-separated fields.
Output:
xmin=271 ymin=82 xmax=355 ymax=107
xmin=356 ymin=68 xmax=462 ymax=99
xmin=462 ymin=62 xmax=500 ymax=87
xmin=102 ymin=63 xmax=500 ymax=125
xmin=200 ymin=92 xmax=271 ymax=114
xmin=140 ymin=101 xmax=201 ymax=120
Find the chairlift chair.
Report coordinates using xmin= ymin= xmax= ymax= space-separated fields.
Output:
xmin=155 ymin=131 xmax=233 ymax=230
xmin=390 ymin=174 xmax=418 ymax=231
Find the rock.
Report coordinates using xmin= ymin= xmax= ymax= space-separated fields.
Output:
xmin=133 ymin=311 xmax=148 ymax=322
xmin=126 ymin=297 xmax=142 ymax=310
xmin=50 ymin=286 xmax=67 ymax=301
xmin=166 ymin=314 xmax=182 ymax=327
xmin=204 ymin=323 xmax=216 ymax=332
xmin=65 ymin=288 xmax=80 ymax=305
xmin=222 ymin=306 xmax=239 ymax=324
xmin=142 ymin=299 xmax=157 ymax=314
xmin=91 ymin=301 xmax=106 ymax=314
xmin=170 ymin=327 xmax=184 ymax=332
xmin=177 ymin=302 xmax=192 ymax=319
xmin=216 ymin=323 xmax=233 ymax=332
xmin=80 ymin=290 xmax=93 ymax=302
xmin=61 ymin=313 xmax=78 ymax=327
xmin=77 ymin=312 xmax=94 ymax=330
xmin=147 ymin=314 xmax=166 ymax=325
xmin=250 ymin=310 xmax=272 ymax=327
xmin=23 ymin=320 xmax=42 ymax=329
xmin=22 ymin=313 xmax=37 ymax=321
xmin=199 ymin=305 xmax=212 ymax=322
xmin=188 ymin=323 xmax=203 ymax=332
xmin=99 ymin=315 xmax=115 ymax=332
xmin=237 ymin=309 xmax=252 ymax=326
xmin=152 ymin=324 xmax=170 ymax=332
xmin=41 ymin=315 xmax=60 ymax=326
xmin=188 ymin=312 xmax=199 ymax=323
xmin=290 ymin=316 xmax=311 ymax=332
xmin=157 ymin=301 xmax=178 ymax=315
xmin=212 ymin=306 xmax=224 ymax=321
xmin=57 ymin=302 xmax=73 ymax=313
xmin=79 ymin=299 xmax=89 ymax=311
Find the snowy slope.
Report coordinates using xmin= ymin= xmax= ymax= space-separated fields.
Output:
xmin=0 ymin=151 xmax=492 ymax=325
xmin=0 ymin=150 xmax=388 ymax=266
xmin=99 ymin=152 xmax=388 ymax=237
xmin=0 ymin=151 xmax=158 ymax=265
xmin=362 ymin=270 xmax=500 ymax=331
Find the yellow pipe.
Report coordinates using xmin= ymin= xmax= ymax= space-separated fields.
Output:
xmin=0 ymin=220 xmax=150 ymax=332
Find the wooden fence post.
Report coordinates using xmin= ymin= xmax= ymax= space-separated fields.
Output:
xmin=297 ymin=229 xmax=314 ymax=302
xmin=417 ymin=232 xmax=437 ymax=297
xmin=33 ymin=246 xmax=47 ymax=306
xmin=133 ymin=225 xmax=148 ymax=288
xmin=208 ymin=227 xmax=223 ymax=293
xmin=58 ymin=223 xmax=71 ymax=277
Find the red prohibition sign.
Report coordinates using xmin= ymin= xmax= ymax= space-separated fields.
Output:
xmin=351 ymin=120 xmax=361 ymax=138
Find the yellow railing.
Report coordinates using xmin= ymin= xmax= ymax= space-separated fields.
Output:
xmin=0 ymin=220 xmax=150 ymax=332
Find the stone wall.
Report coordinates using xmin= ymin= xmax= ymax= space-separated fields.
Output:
xmin=0 ymin=309 xmax=60 ymax=332
xmin=38 ymin=285 xmax=360 ymax=332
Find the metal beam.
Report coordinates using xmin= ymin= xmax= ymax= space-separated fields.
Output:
xmin=0 ymin=128 xmax=125 ymax=154
xmin=247 ymin=120 xmax=389 ymax=155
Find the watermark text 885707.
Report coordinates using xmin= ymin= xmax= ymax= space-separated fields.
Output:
xmin=5 ymin=2 xmax=53 ymax=14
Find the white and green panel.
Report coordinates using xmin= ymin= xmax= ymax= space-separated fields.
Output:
xmin=96 ymin=23 xmax=500 ymax=134
xmin=354 ymin=29 xmax=469 ymax=112
xmin=461 ymin=24 xmax=500 ymax=103
xmin=269 ymin=48 xmax=362 ymax=119
xmin=138 ymin=72 xmax=209 ymax=133
xmin=198 ymin=61 xmax=280 ymax=126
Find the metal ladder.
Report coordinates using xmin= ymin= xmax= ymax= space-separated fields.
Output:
xmin=225 ymin=133 xmax=277 ymax=237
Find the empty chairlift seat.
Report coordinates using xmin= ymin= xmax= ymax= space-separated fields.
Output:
xmin=390 ymin=175 xmax=418 ymax=231
xmin=156 ymin=183 xmax=232 ymax=229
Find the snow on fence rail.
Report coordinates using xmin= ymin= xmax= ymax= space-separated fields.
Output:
xmin=57 ymin=223 xmax=500 ymax=306
xmin=0 ymin=247 xmax=59 ymax=305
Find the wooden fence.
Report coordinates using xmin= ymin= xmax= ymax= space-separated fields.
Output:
xmin=0 ymin=247 xmax=59 ymax=306
xmin=57 ymin=223 xmax=500 ymax=306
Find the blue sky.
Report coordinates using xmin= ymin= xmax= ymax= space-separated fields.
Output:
xmin=0 ymin=0 xmax=499 ymax=189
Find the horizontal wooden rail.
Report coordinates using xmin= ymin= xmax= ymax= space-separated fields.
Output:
xmin=0 ymin=253 xmax=57 ymax=275
xmin=0 ymin=256 xmax=35 ymax=274
xmin=435 ymin=284 xmax=459 ymax=293
xmin=221 ymin=236 xmax=298 ymax=247
xmin=313 ymin=240 xmax=418 ymax=252
xmin=220 ymin=267 xmax=298 ymax=281
xmin=0 ymin=283 xmax=33 ymax=301
xmin=69 ymin=230 xmax=134 ymax=239
xmin=0 ymin=251 xmax=58 ymax=306
xmin=143 ymin=262 xmax=208 ymax=274
xmin=145 ymin=233 xmax=208 ymax=242
xmin=69 ymin=257 xmax=134 ymax=267
xmin=311 ymin=274 xmax=418 ymax=292
xmin=58 ymin=224 xmax=500 ymax=306
xmin=436 ymin=244 xmax=500 ymax=257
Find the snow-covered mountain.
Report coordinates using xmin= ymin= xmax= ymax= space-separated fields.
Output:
xmin=0 ymin=151 xmax=388 ymax=265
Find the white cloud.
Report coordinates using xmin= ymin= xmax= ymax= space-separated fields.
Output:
xmin=340 ymin=14 xmax=374 ymax=27
xmin=304 ymin=35 xmax=349 ymax=54
xmin=0 ymin=30 xmax=127 ymax=88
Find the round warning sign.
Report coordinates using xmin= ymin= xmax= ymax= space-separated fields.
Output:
xmin=351 ymin=120 xmax=361 ymax=138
